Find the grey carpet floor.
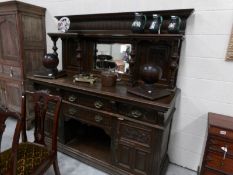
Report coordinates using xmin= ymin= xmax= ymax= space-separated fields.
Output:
xmin=1 ymin=118 xmax=197 ymax=175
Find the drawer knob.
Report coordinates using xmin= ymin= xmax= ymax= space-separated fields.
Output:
xmin=94 ymin=101 xmax=103 ymax=109
xmin=95 ymin=115 xmax=103 ymax=122
xmin=130 ymin=110 xmax=142 ymax=118
xmin=68 ymin=95 xmax=77 ymax=102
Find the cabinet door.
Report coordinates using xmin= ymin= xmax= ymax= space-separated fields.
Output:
xmin=0 ymin=80 xmax=6 ymax=109
xmin=115 ymin=119 xmax=152 ymax=175
xmin=5 ymin=80 xmax=23 ymax=112
xmin=0 ymin=14 xmax=20 ymax=65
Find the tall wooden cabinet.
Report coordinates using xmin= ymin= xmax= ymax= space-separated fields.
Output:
xmin=0 ymin=1 xmax=46 ymax=112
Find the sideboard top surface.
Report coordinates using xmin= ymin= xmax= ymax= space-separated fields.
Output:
xmin=27 ymin=75 xmax=179 ymax=111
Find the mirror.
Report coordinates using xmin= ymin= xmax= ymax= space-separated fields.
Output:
xmin=95 ymin=43 xmax=132 ymax=74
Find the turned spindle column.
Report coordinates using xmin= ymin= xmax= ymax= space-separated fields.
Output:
xmin=129 ymin=40 xmax=136 ymax=86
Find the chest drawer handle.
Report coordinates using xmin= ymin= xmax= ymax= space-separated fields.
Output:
xmin=95 ymin=115 xmax=103 ymax=122
xmin=94 ymin=101 xmax=103 ymax=109
xmin=68 ymin=95 xmax=77 ymax=102
xmin=220 ymin=130 xmax=227 ymax=135
xmin=130 ymin=110 xmax=142 ymax=118
xmin=10 ymin=67 xmax=13 ymax=77
xmin=221 ymin=146 xmax=228 ymax=159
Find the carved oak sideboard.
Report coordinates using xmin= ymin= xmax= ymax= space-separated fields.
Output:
xmin=26 ymin=9 xmax=193 ymax=175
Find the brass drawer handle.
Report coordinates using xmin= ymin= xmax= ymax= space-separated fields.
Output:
xmin=40 ymin=89 xmax=51 ymax=94
xmin=130 ymin=110 xmax=142 ymax=118
xmin=95 ymin=115 xmax=103 ymax=122
xmin=68 ymin=95 xmax=77 ymax=102
xmin=94 ymin=101 xmax=103 ymax=109
xmin=68 ymin=108 xmax=77 ymax=115
xmin=118 ymin=117 xmax=124 ymax=121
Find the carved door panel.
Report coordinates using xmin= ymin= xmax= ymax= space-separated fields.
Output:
xmin=5 ymin=80 xmax=23 ymax=112
xmin=115 ymin=119 xmax=152 ymax=175
xmin=0 ymin=14 xmax=20 ymax=65
xmin=0 ymin=80 xmax=7 ymax=109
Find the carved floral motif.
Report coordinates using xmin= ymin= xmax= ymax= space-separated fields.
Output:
xmin=121 ymin=126 xmax=151 ymax=144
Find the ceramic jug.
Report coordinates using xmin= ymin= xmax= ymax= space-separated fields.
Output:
xmin=168 ymin=16 xmax=181 ymax=33
xmin=149 ymin=14 xmax=163 ymax=34
xmin=131 ymin=13 xmax=147 ymax=33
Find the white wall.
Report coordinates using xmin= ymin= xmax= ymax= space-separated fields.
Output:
xmin=1 ymin=0 xmax=233 ymax=171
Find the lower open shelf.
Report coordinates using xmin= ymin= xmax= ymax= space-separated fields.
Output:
xmin=64 ymin=119 xmax=112 ymax=164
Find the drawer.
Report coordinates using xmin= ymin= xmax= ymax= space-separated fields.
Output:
xmin=63 ymin=104 xmax=112 ymax=130
xmin=63 ymin=91 xmax=115 ymax=112
xmin=118 ymin=103 xmax=158 ymax=124
xmin=118 ymin=120 xmax=152 ymax=148
xmin=1 ymin=65 xmax=22 ymax=79
xmin=79 ymin=93 xmax=114 ymax=112
xmin=209 ymin=126 xmax=233 ymax=141
xmin=205 ymin=151 xmax=233 ymax=174
xmin=208 ymin=138 xmax=233 ymax=156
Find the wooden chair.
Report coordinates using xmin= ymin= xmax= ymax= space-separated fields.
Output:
xmin=0 ymin=91 xmax=62 ymax=175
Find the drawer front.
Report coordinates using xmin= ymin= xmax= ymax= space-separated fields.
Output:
xmin=63 ymin=104 xmax=112 ymax=129
xmin=79 ymin=93 xmax=114 ymax=111
xmin=1 ymin=65 xmax=22 ymax=79
xmin=209 ymin=138 xmax=233 ymax=156
xmin=118 ymin=103 xmax=158 ymax=124
xmin=205 ymin=151 xmax=233 ymax=174
xmin=209 ymin=126 xmax=233 ymax=141
xmin=64 ymin=91 xmax=114 ymax=112
xmin=118 ymin=120 xmax=152 ymax=148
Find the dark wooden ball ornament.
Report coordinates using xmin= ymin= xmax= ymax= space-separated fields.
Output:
xmin=140 ymin=63 xmax=162 ymax=85
xmin=42 ymin=53 xmax=59 ymax=75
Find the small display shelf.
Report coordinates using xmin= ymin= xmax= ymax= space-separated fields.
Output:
xmin=47 ymin=32 xmax=184 ymax=39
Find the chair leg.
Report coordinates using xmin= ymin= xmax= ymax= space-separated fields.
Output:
xmin=53 ymin=157 xmax=61 ymax=175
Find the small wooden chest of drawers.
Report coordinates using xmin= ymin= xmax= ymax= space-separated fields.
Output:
xmin=200 ymin=113 xmax=233 ymax=175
